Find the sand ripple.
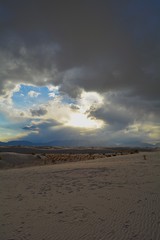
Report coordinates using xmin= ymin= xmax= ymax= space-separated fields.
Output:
xmin=0 ymin=151 xmax=160 ymax=240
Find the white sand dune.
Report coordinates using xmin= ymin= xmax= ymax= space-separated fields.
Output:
xmin=0 ymin=151 xmax=160 ymax=240
xmin=0 ymin=152 xmax=46 ymax=168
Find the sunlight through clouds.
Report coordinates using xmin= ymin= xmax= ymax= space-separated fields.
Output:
xmin=65 ymin=112 xmax=104 ymax=129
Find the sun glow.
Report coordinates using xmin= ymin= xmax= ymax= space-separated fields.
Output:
xmin=66 ymin=113 xmax=104 ymax=129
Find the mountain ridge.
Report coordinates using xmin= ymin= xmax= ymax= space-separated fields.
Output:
xmin=0 ymin=140 xmax=159 ymax=148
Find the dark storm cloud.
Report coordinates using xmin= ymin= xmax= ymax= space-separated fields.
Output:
xmin=91 ymin=105 xmax=133 ymax=131
xmin=0 ymin=33 xmax=59 ymax=95
xmin=0 ymin=0 xmax=159 ymax=101
xmin=23 ymin=125 xmax=39 ymax=132
xmin=21 ymin=120 xmax=90 ymax=144
xmin=90 ymin=90 xmax=160 ymax=131
xmin=0 ymin=0 xmax=160 ymax=147
xmin=22 ymin=119 xmax=62 ymax=135
xmin=30 ymin=108 xmax=47 ymax=117
xmin=70 ymin=104 xmax=80 ymax=111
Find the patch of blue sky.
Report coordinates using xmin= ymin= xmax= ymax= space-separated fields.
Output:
xmin=0 ymin=113 xmax=30 ymax=141
xmin=12 ymin=83 xmax=77 ymax=109
xmin=0 ymin=111 xmax=29 ymax=128
xmin=12 ymin=84 xmax=59 ymax=109
xmin=0 ymin=112 xmax=8 ymax=126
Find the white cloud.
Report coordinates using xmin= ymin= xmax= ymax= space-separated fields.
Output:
xmin=78 ymin=91 xmax=104 ymax=113
xmin=47 ymin=84 xmax=59 ymax=91
xmin=28 ymin=90 xmax=40 ymax=98
xmin=48 ymin=92 xmax=55 ymax=98
xmin=0 ymin=83 xmax=159 ymax=145
xmin=0 ymin=38 xmax=59 ymax=97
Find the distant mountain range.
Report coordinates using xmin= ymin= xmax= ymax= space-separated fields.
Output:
xmin=0 ymin=140 xmax=89 ymax=147
xmin=0 ymin=140 xmax=159 ymax=148
xmin=0 ymin=141 xmax=34 ymax=146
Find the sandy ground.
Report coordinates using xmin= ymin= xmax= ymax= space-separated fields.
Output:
xmin=0 ymin=151 xmax=160 ymax=240
xmin=0 ymin=151 xmax=133 ymax=169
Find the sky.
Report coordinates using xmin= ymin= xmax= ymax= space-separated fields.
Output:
xmin=0 ymin=0 xmax=159 ymax=146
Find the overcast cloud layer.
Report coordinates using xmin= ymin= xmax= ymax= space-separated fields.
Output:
xmin=0 ymin=0 xmax=159 ymax=146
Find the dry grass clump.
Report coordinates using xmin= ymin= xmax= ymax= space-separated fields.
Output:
xmin=45 ymin=153 xmax=107 ymax=164
xmin=129 ymin=149 xmax=139 ymax=154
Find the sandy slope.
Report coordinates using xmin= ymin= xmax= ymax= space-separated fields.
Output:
xmin=0 ymin=152 xmax=47 ymax=169
xmin=0 ymin=151 xmax=160 ymax=240
xmin=0 ymin=147 xmax=136 ymax=169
